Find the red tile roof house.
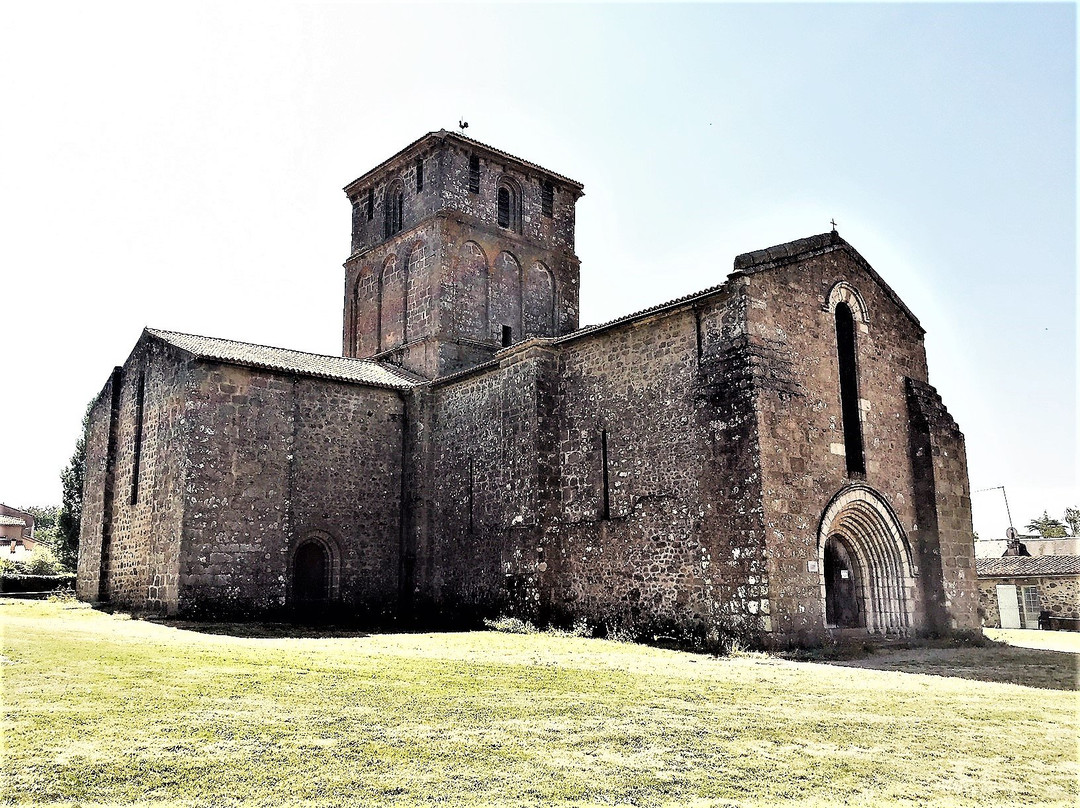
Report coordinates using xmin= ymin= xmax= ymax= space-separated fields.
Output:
xmin=0 ymin=504 xmax=39 ymax=562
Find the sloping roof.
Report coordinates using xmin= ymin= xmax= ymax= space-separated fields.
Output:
xmin=0 ymin=515 xmax=26 ymax=526
xmin=550 ymin=230 xmax=923 ymax=348
xmin=146 ymin=329 xmax=422 ymax=390
xmin=976 ymin=556 xmax=1080 ymax=577
xmin=344 ymin=130 xmax=584 ymax=197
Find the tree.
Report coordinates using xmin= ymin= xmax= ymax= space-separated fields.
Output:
xmin=24 ymin=505 xmax=59 ymax=531
xmin=56 ymin=403 xmax=92 ymax=570
xmin=22 ymin=505 xmax=60 ymax=547
xmin=1025 ymin=511 xmax=1068 ymax=538
xmin=1065 ymin=507 xmax=1080 ymax=537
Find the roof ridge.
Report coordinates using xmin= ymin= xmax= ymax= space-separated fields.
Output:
xmin=147 ymin=327 xmax=386 ymax=366
xmin=438 ymin=130 xmax=584 ymax=189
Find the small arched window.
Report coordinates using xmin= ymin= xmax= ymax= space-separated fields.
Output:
xmin=495 ymin=178 xmax=521 ymax=233
xmin=835 ymin=301 xmax=865 ymax=474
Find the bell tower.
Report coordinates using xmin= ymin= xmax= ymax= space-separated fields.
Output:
xmin=342 ymin=130 xmax=584 ymax=379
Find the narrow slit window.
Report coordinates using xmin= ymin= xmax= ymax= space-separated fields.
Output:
xmin=501 ymin=325 xmax=512 ymax=347
xmin=467 ymin=459 xmax=475 ymax=533
xmin=835 ymin=302 xmax=865 ymax=474
xmin=366 ymin=188 xmax=374 ymax=220
xmin=415 ymin=158 xmax=424 ymax=192
xmin=600 ymin=429 xmax=611 ymax=520
xmin=541 ymin=181 xmax=554 ymax=217
xmin=468 ymin=155 xmax=480 ymax=193
xmin=130 ymin=372 xmax=146 ymax=505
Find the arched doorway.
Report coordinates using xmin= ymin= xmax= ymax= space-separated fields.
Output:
xmin=290 ymin=532 xmax=340 ymax=608
xmin=824 ymin=535 xmax=862 ymax=628
xmin=817 ymin=485 xmax=918 ymax=635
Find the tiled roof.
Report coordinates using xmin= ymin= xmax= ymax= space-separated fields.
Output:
xmin=0 ymin=516 xmax=26 ymax=526
xmin=147 ymin=329 xmax=422 ymax=390
xmin=554 ymin=282 xmax=731 ymax=344
xmin=976 ymin=555 xmax=1080 ymax=577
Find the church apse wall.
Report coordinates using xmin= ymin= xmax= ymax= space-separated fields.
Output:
xmin=78 ymin=329 xmax=409 ymax=619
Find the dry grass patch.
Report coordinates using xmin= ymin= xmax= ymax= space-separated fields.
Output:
xmin=2 ymin=599 xmax=1077 ymax=807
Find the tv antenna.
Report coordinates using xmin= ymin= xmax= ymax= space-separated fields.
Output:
xmin=973 ymin=485 xmax=1015 ymax=534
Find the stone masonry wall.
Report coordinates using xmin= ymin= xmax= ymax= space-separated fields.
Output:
xmin=906 ymin=379 xmax=980 ymax=632
xmin=343 ymin=136 xmax=581 ymax=381
xmin=179 ymin=362 xmax=404 ymax=618
xmin=419 ymin=282 xmax=770 ymax=643
xmin=437 ymin=141 xmax=577 ymax=256
xmin=76 ymin=372 xmax=119 ymax=601
xmin=77 ymin=336 xmax=192 ymax=612
xmin=551 ymin=291 xmax=767 ymax=641
xmin=416 ymin=348 xmax=546 ymax=620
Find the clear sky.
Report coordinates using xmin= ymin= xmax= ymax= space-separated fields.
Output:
xmin=1 ymin=1 xmax=1075 ymax=542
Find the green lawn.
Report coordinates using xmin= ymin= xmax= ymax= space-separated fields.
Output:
xmin=2 ymin=599 xmax=1077 ymax=807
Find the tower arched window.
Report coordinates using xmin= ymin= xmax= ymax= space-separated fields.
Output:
xmin=835 ymin=301 xmax=865 ymax=475
xmin=496 ymin=178 xmax=521 ymax=233
xmin=384 ymin=181 xmax=405 ymax=238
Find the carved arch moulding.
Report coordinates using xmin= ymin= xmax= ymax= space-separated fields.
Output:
xmin=824 ymin=281 xmax=869 ymax=325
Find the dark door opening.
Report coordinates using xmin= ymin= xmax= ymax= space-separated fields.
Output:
xmin=293 ymin=542 xmax=328 ymax=604
xmin=824 ymin=535 xmax=862 ymax=628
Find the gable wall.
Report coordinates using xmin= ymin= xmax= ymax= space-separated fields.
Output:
xmin=178 ymin=363 xmax=404 ymax=617
xmin=741 ymin=249 xmax=975 ymax=641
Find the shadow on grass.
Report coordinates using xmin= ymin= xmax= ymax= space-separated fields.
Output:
xmin=90 ymin=603 xmax=377 ymax=640
xmin=153 ymin=619 xmax=375 ymax=640
xmin=815 ymin=642 xmax=1079 ymax=691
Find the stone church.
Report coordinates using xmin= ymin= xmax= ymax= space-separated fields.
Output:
xmin=76 ymin=130 xmax=979 ymax=646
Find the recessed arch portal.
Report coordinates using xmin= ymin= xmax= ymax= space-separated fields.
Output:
xmin=290 ymin=531 xmax=341 ymax=606
xmin=817 ymin=485 xmax=917 ymax=635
